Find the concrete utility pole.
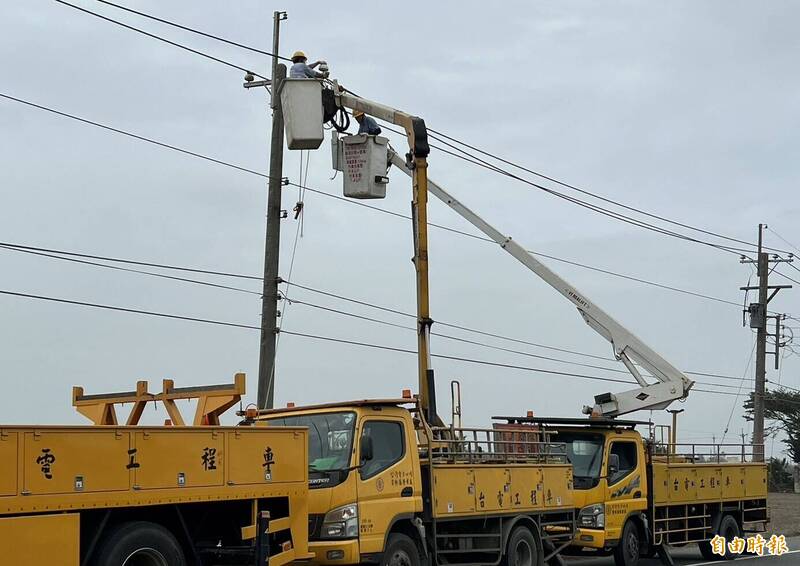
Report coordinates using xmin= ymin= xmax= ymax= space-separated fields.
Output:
xmin=256 ymin=11 xmax=288 ymax=409
xmin=740 ymin=224 xmax=793 ymax=462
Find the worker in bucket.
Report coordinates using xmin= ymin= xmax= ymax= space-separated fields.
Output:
xmin=353 ymin=110 xmax=382 ymax=136
xmin=289 ymin=51 xmax=328 ymax=79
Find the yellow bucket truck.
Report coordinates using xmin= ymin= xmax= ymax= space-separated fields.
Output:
xmin=252 ymin=392 xmax=576 ymax=566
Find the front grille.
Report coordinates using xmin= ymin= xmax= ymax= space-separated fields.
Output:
xmin=309 ymin=513 xmax=325 ymax=540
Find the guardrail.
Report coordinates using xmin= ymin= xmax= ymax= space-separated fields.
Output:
xmin=650 ymin=442 xmax=765 ymax=464
xmin=427 ymin=426 xmax=568 ymax=465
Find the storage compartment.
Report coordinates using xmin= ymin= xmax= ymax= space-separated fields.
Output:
xmin=280 ymin=78 xmax=324 ymax=150
xmin=341 ymin=134 xmax=390 ymax=199
xmin=0 ymin=514 xmax=79 ymax=565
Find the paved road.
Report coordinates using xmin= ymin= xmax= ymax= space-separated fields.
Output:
xmin=564 ymin=536 xmax=800 ymax=565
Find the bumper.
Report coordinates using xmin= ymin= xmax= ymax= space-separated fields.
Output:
xmin=307 ymin=539 xmax=360 ymax=565
xmin=573 ymin=527 xmax=606 ymax=549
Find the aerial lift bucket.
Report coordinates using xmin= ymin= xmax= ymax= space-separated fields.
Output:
xmin=280 ymin=78 xmax=324 ymax=150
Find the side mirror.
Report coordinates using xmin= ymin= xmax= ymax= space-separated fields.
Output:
xmin=608 ymin=453 xmax=620 ymax=478
xmin=360 ymin=433 xmax=374 ymax=464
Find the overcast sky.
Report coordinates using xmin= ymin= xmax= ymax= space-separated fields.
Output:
xmin=1 ymin=1 xmax=798 ymax=456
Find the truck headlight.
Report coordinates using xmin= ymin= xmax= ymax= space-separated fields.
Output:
xmin=578 ymin=503 xmax=605 ymax=529
xmin=321 ymin=504 xmax=359 ymax=539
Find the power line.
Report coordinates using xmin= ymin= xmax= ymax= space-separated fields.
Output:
xmin=0 ymin=244 xmax=261 ymax=295
xmin=426 ymin=128 xmax=791 ymax=256
xmin=67 ymin=0 xmax=783 ymax=260
xmin=283 ymin=292 xmax=748 ymax=391
xmin=380 ymin=124 xmax=757 ymax=257
xmin=0 ymin=289 xmax=259 ymax=330
xmin=721 ymin=341 xmax=756 ymax=442
xmin=0 ymin=93 xmax=746 ymax=308
xmin=0 ymin=241 xmax=757 ymax=384
xmin=36 ymin=1 xmax=778 ymax=258
xmin=767 ymin=227 xmax=800 ymax=256
xmin=0 ymin=239 xmax=261 ymax=281
xmin=0 ymin=93 xmax=269 ymax=180
xmin=0 ymin=286 xmax=768 ymax=399
xmin=94 ymin=0 xmax=292 ymax=61
xmin=277 ymin=330 xmax=748 ymax=398
xmin=52 ymin=0 xmax=268 ymax=80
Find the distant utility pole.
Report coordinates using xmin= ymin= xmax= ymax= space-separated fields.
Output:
xmin=740 ymin=223 xmax=793 ymax=462
xmin=249 ymin=11 xmax=288 ymax=410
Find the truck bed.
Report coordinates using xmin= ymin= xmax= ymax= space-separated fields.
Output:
xmin=650 ymin=459 xmax=768 ymax=546
xmin=0 ymin=424 xmax=308 ymax=515
xmin=651 ymin=460 xmax=767 ymax=505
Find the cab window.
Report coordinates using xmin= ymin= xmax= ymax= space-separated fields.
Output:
xmin=608 ymin=441 xmax=637 ymax=485
xmin=360 ymin=421 xmax=404 ymax=480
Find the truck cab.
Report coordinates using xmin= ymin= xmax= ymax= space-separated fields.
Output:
xmin=256 ymin=398 xmax=424 ymax=565
xmin=255 ymin=397 xmax=578 ymax=566
xmin=495 ymin=416 xmax=651 ymax=560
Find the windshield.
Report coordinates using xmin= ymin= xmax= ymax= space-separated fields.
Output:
xmin=265 ymin=411 xmax=356 ymax=472
xmin=552 ymin=432 xmax=605 ymax=489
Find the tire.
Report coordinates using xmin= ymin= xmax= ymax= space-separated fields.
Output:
xmin=503 ymin=526 xmax=542 ymax=566
xmin=382 ymin=533 xmax=421 ymax=566
xmin=613 ymin=520 xmax=641 ymax=566
xmin=91 ymin=521 xmax=186 ymax=566
xmin=698 ymin=514 xmax=741 ymax=561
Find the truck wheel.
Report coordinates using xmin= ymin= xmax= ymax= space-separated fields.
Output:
xmin=382 ymin=533 xmax=421 ymax=566
xmin=91 ymin=521 xmax=186 ymax=566
xmin=613 ymin=520 xmax=640 ymax=566
xmin=503 ymin=526 xmax=541 ymax=566
xmin=698 ymin=514 xmax=741 ymax=561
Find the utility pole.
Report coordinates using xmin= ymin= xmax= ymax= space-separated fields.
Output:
xmin=253 ymin=11 xmax=287 ymax=409
xmin=740 ymin=223 xmax=793 ymax=461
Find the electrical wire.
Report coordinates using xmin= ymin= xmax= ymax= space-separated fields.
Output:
xmin=767 ymin=227 xmax=800 ymax=256
xmin=426 ymin=128 xmax=791 ymax=255
xmin=721 ymin=341 xmax=757 ymax=443
xmin=0 ymin=289 xmax=259 ymax=330
xmin=0 ymin=92 xmax=748 ymax=309
xmin=58 ymin=2 xmax=777 ymax=258
xmin=0 ymin=93 xmax=269 ymax=180
xmin=94 ymin=0 xmax=292 ymax=61
xmin=380 ymin=124 xmax=758 ymax=257
xmin=0 ymin=287 xmax=782 ymax=400
xmin=62 ymin=0 xmax=777 ymax=260
xmin=0 ymin=241 xmax=761 ymax=384
xmin=41 ymin=1 xmax=783 ymax=258
xmin=53 ymin=0 xmax=268 ymax=80
xmin=280 ymin=292 xmax=749 ymax=391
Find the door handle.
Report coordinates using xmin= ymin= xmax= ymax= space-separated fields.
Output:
xmin=401 ymin=487 xmax=413 ymax=497
xmin=633 ymin=491 xmax=642 ymax=499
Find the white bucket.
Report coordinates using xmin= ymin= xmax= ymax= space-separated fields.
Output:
xmin=280 ymin=79 xmax=324 ymax=150
xmin=342 ymin=134 xmax=389 ymax=199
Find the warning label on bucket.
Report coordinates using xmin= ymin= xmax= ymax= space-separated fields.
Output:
xmin=344 ymin=144 xmax=367 ymax=183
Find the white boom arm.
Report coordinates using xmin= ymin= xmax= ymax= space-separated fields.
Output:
xmin=390 ymin=152 xmax=694 ymax=417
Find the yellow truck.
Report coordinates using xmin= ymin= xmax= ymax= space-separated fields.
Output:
xmin=495 ymin=416 xmax=768 ymax=565
xmin=250 ymin=392 xmax=576 ymax=566
xmin=0 ymin=374 xmax=311 ymax=566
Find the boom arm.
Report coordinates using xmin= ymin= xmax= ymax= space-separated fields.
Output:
xmin=332 ymin=86 xmax=442 ymax=424
xmin=390 ymin=152 xmax=694 ymax=417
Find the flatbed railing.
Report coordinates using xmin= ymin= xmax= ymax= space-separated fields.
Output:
xmin=427 ymin=426 xmax=568 ymax=465
xmin=650 ymin=442 xmax=764 ymax=464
